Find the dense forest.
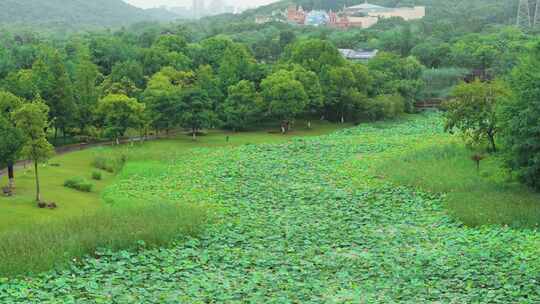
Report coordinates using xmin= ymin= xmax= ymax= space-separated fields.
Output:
xmin=0 ymin=0 xmax=539 ymax=186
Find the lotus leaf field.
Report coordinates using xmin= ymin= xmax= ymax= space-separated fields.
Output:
xmin=2 ymin=114 xmax=540 ymax=303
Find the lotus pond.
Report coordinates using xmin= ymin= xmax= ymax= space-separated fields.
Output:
xmin=1 ymin=114 xmax=539 ymax=303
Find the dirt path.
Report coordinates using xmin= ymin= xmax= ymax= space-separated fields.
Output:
xmin=0 ymin=135 xmax=163 ymax=176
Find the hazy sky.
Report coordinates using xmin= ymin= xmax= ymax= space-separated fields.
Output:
xmin=124 ymin=0 xmax=278 ymax=9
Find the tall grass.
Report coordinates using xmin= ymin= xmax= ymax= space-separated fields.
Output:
xmin=377 ymin=143 xmax=540 ymax=228
xmin=0 ymin=201 xmax=209 ymax=277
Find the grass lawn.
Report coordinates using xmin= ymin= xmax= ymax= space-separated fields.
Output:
xmin=0 ymin=120 xmax=351 ymax=233
xmin=376 ymin=140 xmax=540 ymax=228
xmin=369 ymin=114 xmax=540 ymax=228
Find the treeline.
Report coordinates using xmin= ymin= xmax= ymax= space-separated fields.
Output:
xmin=0 ymin=27 xmax=425 ymax=143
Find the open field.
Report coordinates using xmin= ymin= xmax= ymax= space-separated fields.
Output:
xmin=0 ymin=120 xmax=348 ymax=232
xmin=2 ymin=114 xmax=540 ymax=302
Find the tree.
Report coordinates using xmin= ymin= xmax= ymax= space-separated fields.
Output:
xmin=178 ymin=87 xmax=214 ymax=140
xmin=279 ymin=30 xmax=296 ymax=49
xmin=12 ymin=99 xmax=54 ymax=203
xmin=96 ymin=94 xmax=145 ymax=144
xmin=0 ymin=91 xmax=24 ymax=189
xmin=321 ymin=66 xmax=364 ymax=123
xmin=502 ymin=44 xmax=540 ymax=190
xmin=443 ymin=80 xmax=509 ymax=153
xmin=32 ymin=52 xmax=76 ymax=142
xmin=2 ymin=69 xmax=38 ymax=100
xmin=261 ymin=70 xmax=307 ymax=133
xmin=368 ymin=53 xmax=425 ymax=111
xmin=218 ymin=44 xmax=255 ymax=90
xmin=284 ymin=39 xmax=345 ymax=75
xmin=143 ymin=67 xmax=196 ymax=134
xmin=221 ymin=80 xmax=261 ymax=131
xmin=73 ymin=59 xmax=100 ymax=133
xmin=197 ymin=65 xmax=224 ymax=111
xmin=290 ymin=65 xmax=323 ymax=127
xmin=111 ymin=60 xmax=144 ymax=87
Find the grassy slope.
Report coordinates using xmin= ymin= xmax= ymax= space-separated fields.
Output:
xmin=0 ymin=121 xmax=350 ymax=233
xmin=370 ymin=116 xmax=540 ymax=228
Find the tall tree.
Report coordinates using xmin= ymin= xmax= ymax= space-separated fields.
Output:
xmin=321 ymin=66 xmax=365 ymax=123
xmin=73 ymin=59 xmax=100 ymax=133
xmin=221 ymin=80 xmax=261 ymax=131
xmin=97 ymin=94 xmax=145 ymax=144
xmin=177 ymin=87 xmax=214 ymax=140
xmin=12 ymin=98 xmax=54 ymax=203
xmin=261 ymin=70 xmax=307 ymax=132
xmin=502 ymin=44 xmax=540 ymax=190
xmin=444 ymin=80 xmax=509 ymax=152
xmin=0 ymin=91 xmax=25 ymax=190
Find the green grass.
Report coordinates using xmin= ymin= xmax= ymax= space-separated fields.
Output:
xmin=0 ymin=201 xmax=207 ymax=276
xmin=0 ymin=120 xmax=347 ymax=233
xmin=377 ymin=141 xmax=540 ymax=228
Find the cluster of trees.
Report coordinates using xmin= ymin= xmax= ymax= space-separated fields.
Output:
xmin=443 ymin=41 xmax=540 ymax=191
xmin=1 ymin=0 xmax=539 ymax=197
xmin=0 ymin=24 xmax=427 ymax=203
xmin=0 ymin=30 xmax=421 ymax=143
xmin=0 ymin=92 xmax=53 ymax=203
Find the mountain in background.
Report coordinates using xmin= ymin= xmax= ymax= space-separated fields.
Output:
xmin=0 ymin=0 xmax=179 ymax=29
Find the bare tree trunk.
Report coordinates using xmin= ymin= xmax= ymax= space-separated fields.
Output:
xmin=192 ymin=128 xmax=196 ymax=141
xmin=8 ymin=164 xmax=14 ymax=189
xmin=34 ymin=161 xmax=41 ymax=203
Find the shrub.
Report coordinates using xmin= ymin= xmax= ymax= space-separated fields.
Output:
xmin=365 ymin=94 xmax=405 ymax=121
xmin=64 ymin=177 xmax=94 ymax=192
xmin=92 ymin=154 xmax=126 ymax=173
xmin=0 ymin=202 xmax=208 ymax=276
xmin=91 ymin=171 xmax=102 ymax=181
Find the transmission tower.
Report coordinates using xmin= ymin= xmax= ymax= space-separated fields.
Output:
xmin=534 ymin=0 xmax=540 ymax=26
xmin=517 ymin=0 xmax=531 ymax=28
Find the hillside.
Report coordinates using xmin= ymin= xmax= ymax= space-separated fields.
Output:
xmin=247 ymin=0 xmax=516 ymax=26
xmin=0 ymin=0 xmax=178 ymax=29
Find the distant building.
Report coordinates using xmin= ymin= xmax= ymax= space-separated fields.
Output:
xmin=341 ymin=1 xmax=425 ymax=29
xmin=287 ymin=5 xmax=306 ymax=25
xmin=339 ymin=49 xmax=379 ymax=62
xmin=305 ymin=10 xmax=329 ymax=26
xmin=255 ymin=15 xmax=272 ymax=24
xmin=267 ymin=1 xmax=425 ymax=29
xmin=328 ymin=1 xmax=424 ymax=29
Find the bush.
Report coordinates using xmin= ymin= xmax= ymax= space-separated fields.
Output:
xmin=64 ymin=177 xmax=94 ymax=192
xmin=0 ymin=202 xmax=208 ymax=276
xmin=91 ymin=171 xmax=102 ymax=180
xmin=92 ymin=154 xmax=126 ymax=173
xmin=365 ymin=94 xmax=405 ymax=121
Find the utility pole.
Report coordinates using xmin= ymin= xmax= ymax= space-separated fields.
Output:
xmin=517 ymin=0 xmax=531 ymax=28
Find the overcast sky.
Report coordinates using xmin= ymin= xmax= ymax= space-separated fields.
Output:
xmin=124 ymin=0 xmax=278 ymax=9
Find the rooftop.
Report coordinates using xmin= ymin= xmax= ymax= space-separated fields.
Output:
xmin=339 ymin=49 xmax=379 ymax=60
